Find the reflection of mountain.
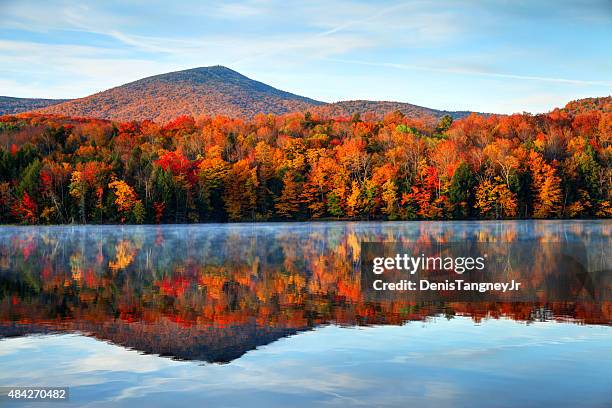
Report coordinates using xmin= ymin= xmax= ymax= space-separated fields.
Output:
xmin=0 ymin=320 xmax=303 ymax=363
xmin=0 ymin=222 xmax=610 ymax=362
xmin=1 ymin=300 xmax=609 ymax=364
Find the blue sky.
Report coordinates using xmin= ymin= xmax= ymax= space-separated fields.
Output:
xmin=0 ymin=0 xmax=610 ymax=113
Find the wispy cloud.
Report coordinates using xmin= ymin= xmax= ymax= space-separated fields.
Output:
xmin=0 ymin=0 xmax=609 ymax=112
xmin=0 ymin=39 xmax=177 ymax=97
xmin=316 ymin=1 xmax=414 ymax=37
xmin=327 ymin=58 xmax=612 ymax=87
xmin=233 ymin=2 xmax=452 ymax=65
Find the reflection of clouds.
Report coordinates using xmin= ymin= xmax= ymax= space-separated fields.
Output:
xmin=0 ymin=318 xmax=611 ymax=407
xmin=68 ymin=347 xmax=175 ymax=374
xmin=227 ymin=364 xmax=370 ymax=394
xmin=422 ymin=381 xmax=461 ymax=402
xmin=0 ymin=335 xmax=46 ymax=357
xmin=450 ymin=330 xmax=609 ymax=353
xmin=388 ymin=352 xmax=426 ymax=363
xmin=111 ymin=377 xmax=186 ymax=403
xmin=0 ymin=334 xmax=184 ymax=387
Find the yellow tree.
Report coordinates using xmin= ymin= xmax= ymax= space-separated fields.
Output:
xmin=108 ymin=179 xmax=143 ymax=223
xmin=475 ymin=177 xmax=517 ymax=218
xmin=346 ymin=181 xmax=362 ymax=218
xmin=69 ymin=171 xmax=87 ymax=223
xmin=483 ymin=138 xmax=520 ymax=188
xmin=529 ymin=152 xmax=562 ymax=218
xmin=372 ymin=163 xmax=398 ymax=219
xmin=381 ymin=179 xmax=398 ymax=219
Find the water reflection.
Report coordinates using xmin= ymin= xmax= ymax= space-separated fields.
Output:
xmin=0 ymin=221 xmax=610 ymax=363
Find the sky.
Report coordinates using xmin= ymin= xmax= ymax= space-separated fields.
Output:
xmin=0 ymin=0 xmax=610 ymax=114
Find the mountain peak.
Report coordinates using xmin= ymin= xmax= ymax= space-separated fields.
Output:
xmin=135 ymin=65 xmax=251 ymax=86
xmin=164 ymin=65 xmax=244 ymax=77
xmin=197 ymin=65 xmax=239 ymax=72
xmin=33 ymin=66 xmax=323 ymax=122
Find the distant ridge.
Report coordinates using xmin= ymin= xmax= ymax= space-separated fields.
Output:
xmin=0 ymin=96 xmax=69 ymax=116
xmin=312 ymin=100 xmax=472 ymax=120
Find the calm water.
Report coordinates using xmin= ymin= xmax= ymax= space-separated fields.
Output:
xmin=0 ymin=220 xmax=610 ymax=407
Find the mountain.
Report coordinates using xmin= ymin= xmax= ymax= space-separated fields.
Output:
xmin=0 ymin=96 xmax=69 ymax=115
xmin=34 ymin=66 xmax=324 ymax=122
xmin=9 ymin=67 xmax=607 ymax=123
xmin=26 ymin=66 xmax=476 ymax=122
xmin=312 ymin=100 xmax=472 ymax=120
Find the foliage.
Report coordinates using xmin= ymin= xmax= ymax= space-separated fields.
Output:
xmin=0 ymin=100 xmax=610 ymax=224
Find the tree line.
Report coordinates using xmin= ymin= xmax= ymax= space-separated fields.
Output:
xmin=0 ymin=100 xmax=610 ymax=224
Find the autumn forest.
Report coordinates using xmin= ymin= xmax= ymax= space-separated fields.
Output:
xmin=0 ymin=97 xmax=610 ymax=224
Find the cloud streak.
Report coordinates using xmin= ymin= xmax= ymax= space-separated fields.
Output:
xmin=0 ymin=0 xmax=609 ymax=112
xmin=327 ymin=58 xmax=612 ymax=87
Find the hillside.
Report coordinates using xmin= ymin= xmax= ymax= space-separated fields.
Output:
xmin=31 ymin=66 xmax=478 ymax=122
xmin=562 ymin=96 xmax=611 ymax=114
xmin=35 ymin=66 xmax=324 ymax=122
xmin=312 ymin=100 xmax=472 ymax=119
xmin=0 ymin=96 xmax=68 ymax=115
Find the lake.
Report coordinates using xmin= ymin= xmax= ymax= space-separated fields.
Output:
xmin=0 ymin=220 xmax=610 ymax=407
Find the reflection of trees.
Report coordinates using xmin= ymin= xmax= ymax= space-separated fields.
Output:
xmin=0 ymin=222 xmax=610 ymax=361
xmin=108 ymin=240 xmax=137 ymax=271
